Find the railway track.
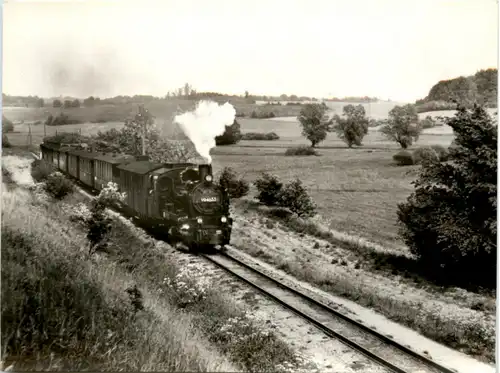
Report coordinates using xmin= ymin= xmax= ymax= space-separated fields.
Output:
xmin=202 ymin=250 xmax=458 ymax=373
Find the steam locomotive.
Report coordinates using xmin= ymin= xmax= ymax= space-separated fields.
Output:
xmin=40 ymin=142 xmax=233 ymax=251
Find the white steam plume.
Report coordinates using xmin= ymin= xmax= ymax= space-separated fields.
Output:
xmin=173 ymin=100 xmax=236 ymax=164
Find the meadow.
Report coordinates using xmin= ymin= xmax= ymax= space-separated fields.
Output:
xmin=211 ymin=117 xmax=455 ymax=250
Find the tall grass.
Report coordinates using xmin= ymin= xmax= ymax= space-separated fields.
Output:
xmin=1 ymin=186 xmax=236 ymax=371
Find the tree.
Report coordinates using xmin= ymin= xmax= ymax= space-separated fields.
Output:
xmin=2 ymin=115 xmax=14 ymax=133
xmin=380 ymin=104 xmax=421 ymax=149
xmin=333 ymin=104 xmax=369 ymax=147
xmin=244 ymin=90 xmax=249 ymax=99
xmin=71 ymin=99 xmax=80 ymax=108
xmin=63 ymin=100 xmax=72 ymax=109
xmin=53 ymin=99 xmax=62 ymax=108
xmin=93 ymin=108 xmax=198 ymax=162
xmin=297 ymin=103 xmax=333 ymax=147
xmin=83 ymin=96 xmax=95 ymax=107
xmin=37 ymin=98 xmax=44 ymax=108
xmin=397 ymin=104 xmax=497 ymax=287
xmin=215 ymin=119 xmax=242 ymax=146
xmin=183 ymin=83 xmax=192 ymax=97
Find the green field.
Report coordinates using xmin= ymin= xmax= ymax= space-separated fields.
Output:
xmin=210 ymin=117 xmax=458 ymax=250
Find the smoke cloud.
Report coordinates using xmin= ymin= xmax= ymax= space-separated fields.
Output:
xmin=173 ymin=100 xmax=236 ymax=164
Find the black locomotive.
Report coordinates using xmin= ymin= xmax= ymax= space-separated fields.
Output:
xmin=40 ymin=142 xmax=233 ymax=251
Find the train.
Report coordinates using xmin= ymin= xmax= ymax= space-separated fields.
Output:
xmin=39 ymin=142 xmax=233 ymax=251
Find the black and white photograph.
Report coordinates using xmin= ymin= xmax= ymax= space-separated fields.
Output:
xmin=1 ymin=0 xmax=498 ymax=372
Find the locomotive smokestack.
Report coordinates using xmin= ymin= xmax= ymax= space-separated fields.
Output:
xmin=199 ymin=164 xmax=213 ymax=182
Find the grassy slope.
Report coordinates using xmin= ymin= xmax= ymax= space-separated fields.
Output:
xmin=1 ymin=184 xmax=237 ymax=371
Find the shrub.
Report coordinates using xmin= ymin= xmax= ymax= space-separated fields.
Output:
xmin=218 ymin=167 xmax=250 ymax=199
xmin=250 ymin=111 xmax=276 ymax=119
xmin=412 ymin=146 xmax=439 ymax=165
xmin=420 ymin=116 xmax=437 ymax=129
xmin=393 ymin=150 xmax=414 ymax=166
xmin=31 ymin=159 xmax=56 ymax=181
xmin=284 ymin=146 xmax=318 ymax=156
xmin=45 ymin=113 xmax=83 ymax=126
xmin=2 ymin=115 xmax=14 ymax=132
xmin=44 ymin=171 xmax=74 ymax=199
xmin=241 ymin=132 xmax=280 ymax=140
xmin=397 ymin=105 xmax=497 ymax=288
xmin=430 ymin=144 xmax=449 ymax=162
xmin=86 ymin=182 xmax=127 ymax=253
xmin=279 ymin=179 xmax=317 ymax=218
xmin=2 ymin=133 xmax=11 ymax=148
xmin=44 ymin=132 xmax=87 ymax=146
xmin=254 ymin=173 xmax=283 ymax=206
xmin=215 ymin=119 xmax=242 ymax=146
xmin=2 ymin=166 xmax=13 ymax=184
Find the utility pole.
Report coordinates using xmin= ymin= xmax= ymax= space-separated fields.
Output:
xmin=28 ymin=124 xmax=32 ymax=148
xmin=137 ymin=105 xmax=147 ymax=156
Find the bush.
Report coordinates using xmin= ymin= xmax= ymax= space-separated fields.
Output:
xmin=44 ymin=171 xmax=74 ymax=199
xmin=279 ymin=179 xmax=317 ymax=218
xmin=215 ymin=119 xmax=242 ymax=146
xmin=45 ymin=113 xmax=84 ymax=126
xmin=218 ymin=167 xmax=249 ymax=199
xmin=254 ymin=173 xmax=317 ymax=218
xmin=397 ymin=105 xmax=497 ymax=288
xmin=430 ymin=144 xmax=449 ymax=162
xmin=2 ymin=133 xmax=11 ymax=148
xmin=31 ymin=159 xmax=56 ymax=181
xmin=2 ymin=115 xmax=14 ymax=132
xmin=250 ymin=110 xmax=276 ymax=119
xmin=254 ymin=173 xmax=283 ymax=206
xmin=412 ymin=146 xmax=439 ymax=165
xmin=284 ymin=146 xmax=318 ymax=156
xmin=419 ymin=116 xmax=437 ymax=129
xmin=241 ymin=132 xmax=280 ymax=141
xmin=44 ymin=132 xmax=87 ymax=145
xmin=393 ymin=150 xmax=414 ymax=166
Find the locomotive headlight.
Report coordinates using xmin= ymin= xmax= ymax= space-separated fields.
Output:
xmin=221 ymin=216 xmax=227 ymax=223
xmin=197 ymin=217 xmax=203 ymax=224
xmin=180 ymin=224 xmax=190 ymax=231
xmin=205 ymin=175 xmax=213 ymax=182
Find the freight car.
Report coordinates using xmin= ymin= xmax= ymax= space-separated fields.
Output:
xmin=40 ymin=143 xmax=233 ymax=251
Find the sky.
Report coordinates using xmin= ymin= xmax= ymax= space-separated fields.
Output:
xmin=2 ymin=0 xmax=498 ymax=102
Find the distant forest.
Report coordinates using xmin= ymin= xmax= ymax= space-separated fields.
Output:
xmin=415 ymin=68 xmax=497 ymax=112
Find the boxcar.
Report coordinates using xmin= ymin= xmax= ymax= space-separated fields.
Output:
xmin=66 ymin=150 xmax=96 ymax=188
xmin=93 ymin=153 xmax=135 ymax=191
xmin=40 ymin=143 xmax=59 ymax=168
xmin=57 ymin=147 xmax=71 ymax=174
xmin=117 ymin=160 xmax=165 ymax=218
xmin=67 ymin=149 xmax=80 ymax=180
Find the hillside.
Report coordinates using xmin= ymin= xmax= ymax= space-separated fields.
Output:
xmin=416 ymin=68 xmax=497 ymax=112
